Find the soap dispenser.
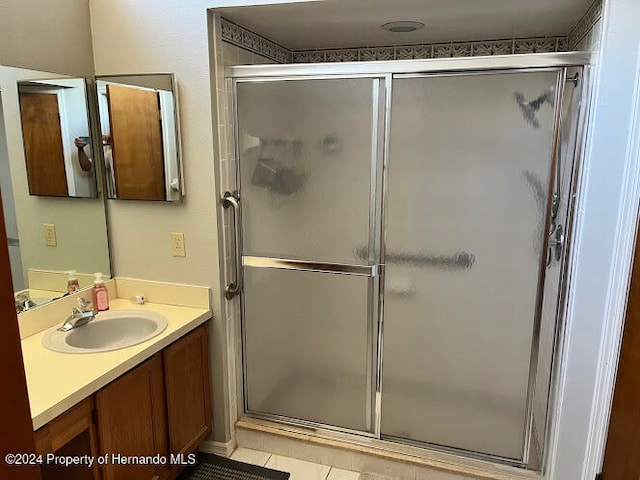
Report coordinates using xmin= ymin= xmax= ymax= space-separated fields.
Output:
xmin=92 ymin=272 xmax=109 ymax=312
xmin=66 ymin=270 xmax=80 ymax=293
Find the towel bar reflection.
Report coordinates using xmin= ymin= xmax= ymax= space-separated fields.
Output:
xmin=222 ymin=191 xmax=242 ymax=299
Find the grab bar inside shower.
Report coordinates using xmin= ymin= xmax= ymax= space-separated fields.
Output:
xmin=356 ymin=246 xmax=475 ymax=270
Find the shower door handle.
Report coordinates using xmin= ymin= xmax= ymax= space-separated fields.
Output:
xmin=549 ymin=224 xmax=564 ymax=263
xmin=222 ymin=191 xmax=242 ymax=299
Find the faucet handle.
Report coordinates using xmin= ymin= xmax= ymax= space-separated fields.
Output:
xmin=16 ymin=292 xmax=30 ymax=302
xmin=77 ymin=297 xmax=92 ymax=311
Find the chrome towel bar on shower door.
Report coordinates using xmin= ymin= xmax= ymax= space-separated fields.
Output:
xmin=222 ymin=191 xmax=242 ymax=299
xmin=243 ymin=256 xmax=381 ymax=277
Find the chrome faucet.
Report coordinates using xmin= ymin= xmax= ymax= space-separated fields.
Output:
xmin=58 ymin=298 xmax=96 ymax=332
xmin=15 ymin=292 xmax=37 ymax=313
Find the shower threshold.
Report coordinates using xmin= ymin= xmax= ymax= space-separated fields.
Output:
xmin=235 ymin=417 xmax=542 ymax=480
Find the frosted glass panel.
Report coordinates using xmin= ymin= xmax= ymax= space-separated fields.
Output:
xmin=243 ymin=267 xmax=371 ymax=431
xmin=237 ymin=79 xmax=375 ymax=265
xmin=381 ymin=71 xmax=559 ymax=460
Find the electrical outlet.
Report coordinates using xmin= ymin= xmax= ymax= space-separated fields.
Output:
xmin=171 ymin=232 xmax=186 ymax=257
xmin=43 ymin=224 xmax=57 ymax=247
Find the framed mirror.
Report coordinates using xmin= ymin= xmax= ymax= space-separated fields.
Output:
xmin=96 ymin=74 xmax=183 ymax=202
xmin=0 ymin=65 xmax=111 ymax=313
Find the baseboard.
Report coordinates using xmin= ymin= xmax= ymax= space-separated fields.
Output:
xmin=199 ymin=437 xmax=236 ymax=457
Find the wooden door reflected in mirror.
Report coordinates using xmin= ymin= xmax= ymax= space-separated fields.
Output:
xmin=19 ymin=92 xmax=69 ymax=197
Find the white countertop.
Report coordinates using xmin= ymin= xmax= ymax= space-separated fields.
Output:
xmin=21 ymin=298 xmax=211 ymax=430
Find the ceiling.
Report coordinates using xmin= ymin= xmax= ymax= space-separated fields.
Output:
xmin=215 ymin=0 xmax=593 ymax=50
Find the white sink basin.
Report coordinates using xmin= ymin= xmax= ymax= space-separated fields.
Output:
xmin=42 ymin=310 xmax=168 ymax=354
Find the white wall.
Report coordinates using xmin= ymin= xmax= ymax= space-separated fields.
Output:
xmin=0 ymin=0 xmax=94 ymax=78
xmin=89 ymin=0 xmax=220 ymax=307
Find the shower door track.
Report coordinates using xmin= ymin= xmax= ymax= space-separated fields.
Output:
xmin=227 ymin=52 xmax=592 ymax=470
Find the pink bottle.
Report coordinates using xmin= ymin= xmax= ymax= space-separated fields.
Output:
xmin=92 ymin=272 xmax=109 ymax=312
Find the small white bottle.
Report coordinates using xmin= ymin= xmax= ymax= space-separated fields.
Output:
xmin=92 ymin=272 xmax=109 ymax=312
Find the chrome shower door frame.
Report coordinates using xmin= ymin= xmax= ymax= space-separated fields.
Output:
xmin=231 ymin=73 xmax=387 ymax=438
xmin=541 ymin=64 xmax=593 ymax=474
xmin=226 ymin=52 xmax=591 ymax=469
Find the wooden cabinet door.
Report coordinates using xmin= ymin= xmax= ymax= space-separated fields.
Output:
xmin=19 ymin=91 xmax=69 ymax=197
xmin=35 ymin=397 xmax=100 ymax=480
xmin=163 ymin=324 xmax=211 ymax=455
xmin=106 ymin=84 xmax=166 ymax=201
xmin=95 ymin=354 xmax=168 ymax=480
xmin=601 ymin=231 xmax=640 ymax=479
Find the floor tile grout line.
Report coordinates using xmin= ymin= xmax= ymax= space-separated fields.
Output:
xmin=324 ymin=466 xmax=332 ymax=480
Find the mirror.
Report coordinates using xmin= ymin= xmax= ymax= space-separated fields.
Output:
xmin=0 ymin=65 xmax=111 ymax=313
xmin=96 ymin=74 xmax=183 ymax=202
xmin=17 ymin=77 xmax=97 ymax=198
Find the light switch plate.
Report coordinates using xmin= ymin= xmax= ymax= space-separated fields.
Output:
xmin=171 ymin=232 xmax=186 ymax=257
xmin=44 ymin=224 xmax=57 ymax=247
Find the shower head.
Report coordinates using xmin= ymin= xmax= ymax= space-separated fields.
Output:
xmin=513 ymin=89 xmax=555 ymax=129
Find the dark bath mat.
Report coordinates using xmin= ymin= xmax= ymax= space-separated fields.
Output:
xmin=177 ymin=452 xmax=290 ymax=480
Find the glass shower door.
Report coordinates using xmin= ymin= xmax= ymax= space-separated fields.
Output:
xmin=381 ymin=71 xmax=561 ymax=460
xmin=235 ymin=77 xmax=383 ymax=433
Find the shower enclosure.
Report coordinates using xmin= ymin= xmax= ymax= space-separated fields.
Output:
xmin=222 ymin=53 xmax=590 ymax=469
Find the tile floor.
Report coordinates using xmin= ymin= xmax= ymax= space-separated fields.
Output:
xmin=230 ymin=447 xmax=363 ymax=480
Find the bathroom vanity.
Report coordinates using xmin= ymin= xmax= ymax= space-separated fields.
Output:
xmin=34 ymin=325 xmax=209 ymax=480
xmin=20 ymin=282 xmax=212 ymax=480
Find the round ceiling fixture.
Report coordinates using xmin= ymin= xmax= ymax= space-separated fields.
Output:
xmin=381 ymin=21 xmax=425 ymax=33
